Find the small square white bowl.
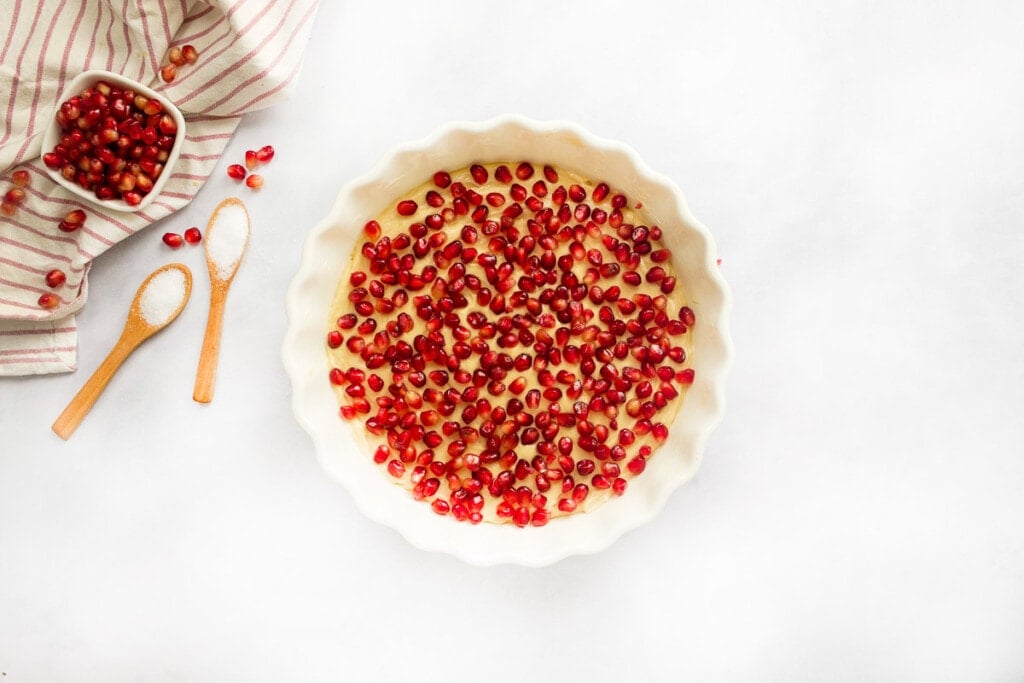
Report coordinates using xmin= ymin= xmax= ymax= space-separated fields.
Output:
xmin=41 ymin=70 xmax=186 ymax=213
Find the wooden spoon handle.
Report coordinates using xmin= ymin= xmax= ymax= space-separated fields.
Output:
xmin=193 ymin=285 xmax=228 ymax=404
xmin=52 ymin=334 xmax=136 ymax=440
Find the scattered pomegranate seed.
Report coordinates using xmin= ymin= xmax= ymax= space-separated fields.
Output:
xmin=11 ymin=170 xmax=30 ymax=187
xmin=182 ymin=44 xmax=199 ymax=64
xmin=183 ymin=226 xmax=202 ymax=244
xmin=328 ymin=161 xmax=695 ymax=525
xmin=37 ymin=293 xmax=59 ymax=309
xmin=227 ymin=164 xmax=247 ymax=180
xmin=256 ymin=145 xmax=275 ymax=163
xmin=168 ymin=46 xmax=185 ymax=66
xmin=162 ymin=232 xmax=183 ymax=248
xmin=5 ymin=188 xmax=25 ymax=204
xmin=45 ymin=269 xmax=66 ymax=288
xmin=245 ymin=174 xmax=264 ymax=190
xmin=0 ymin=201 xmax=16 ymax=216
xmin=160 ymin=64 xmax=176 ymax=83
xmin=56 ymin=208 xmax=87 ymax=233
xmin=245 ymin=150 xmax=258 ymax=170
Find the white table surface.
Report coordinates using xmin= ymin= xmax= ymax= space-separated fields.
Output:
xmin=3 ymin=1 xmax=1023 ymax=680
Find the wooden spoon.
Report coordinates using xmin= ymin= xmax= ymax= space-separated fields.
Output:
xmin=52 ymin=263 xmax=193 ymax=440
xmin=193 ymin=197 xmax=250 ymax=403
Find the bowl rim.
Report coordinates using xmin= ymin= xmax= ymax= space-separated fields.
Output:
xmin=282 ymin=114 xmax=734 ymax=566
xmin=41 ymin=69 xmax=186 ymax=213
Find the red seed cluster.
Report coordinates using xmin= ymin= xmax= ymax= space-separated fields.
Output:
xmin=328 ymin=163 xmax=696 ymax=527
xmin=43 ymin=81 xmax=178 ymax=206
xmin=160 ymin=44 xmax=199 ymax=83
xmin=162 ymin=225 xmax=203 ymax=248
xmin=226 ymin=145 xmax=274 ymax=192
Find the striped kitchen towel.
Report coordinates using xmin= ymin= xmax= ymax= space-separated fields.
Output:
xmin=0 ymin=0 xmax=319 ymax=376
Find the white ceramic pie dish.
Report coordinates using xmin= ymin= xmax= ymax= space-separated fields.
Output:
xmin=282 ymin=115 xmax=733 ymax=566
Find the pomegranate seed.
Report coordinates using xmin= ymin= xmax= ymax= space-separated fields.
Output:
xmin=245 ymin=174 xmax=264 ymax=190
xmin=364 ymin=220 xmax=382 ymax=238
xmin=256 ymin=145 xmax=275 ymax=163
xmin=182 ymin=44 xmax=199 ymax=64
xmin=650 ymin=248 xmax=671 ymax=262
xmin=326 ymin=331 xmax=342 ymax=348
xmin=470 ymin=164 xmax=488 ymax=184
xmin=159 ymin=115 xmax=180 ymax=137
xmin=433 ymin=171 xmax=451 ymax=188
xmin=64 ymin=209 xmax=86 ymax=226
xmin=515 ymin=162 xmax=534 ymax=180
xmin=397 ymin=199 xmax=417 ymax=216
xmin=162 ymin=232 xmax=183 ymax=248
xmin=45 ymin=269 xmax=66 ymax=288
xmin=160 ymin=64 xmax=176 ymax=83
xmin=11 ymin=170 xmax=30 ymax=187
xmin=245 ymin=149 xmax=258 ymax=169
xmin=652 ymin=423 xmax=669 ymax=441
xmin=37 ymin=293 xmax=60 ymax=309
xmin=168 ymin=46 xmax=185 ymax=66
xmin=481 ymin=166 xmax=505 ymax=185
xmin=227 ymin=164 xmax=247 ymax=180
xmin=183 ymin=226 xmax=202 ymax=244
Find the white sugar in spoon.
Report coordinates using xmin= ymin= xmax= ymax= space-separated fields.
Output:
xmin=193 ymin=197 xmax=250 ymax=403
xmin=52 ymin=263 xmax=193 ymax=440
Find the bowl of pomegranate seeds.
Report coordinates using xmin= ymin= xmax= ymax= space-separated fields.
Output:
xmin=284 ymin=116 xmax=733 ymax=565
xmin=41 ymin=70 xmax=186 ymax=212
